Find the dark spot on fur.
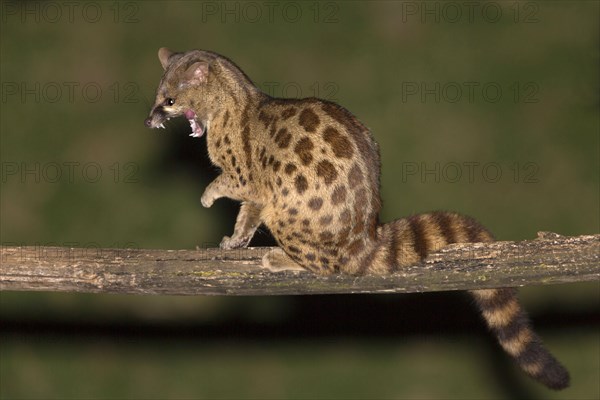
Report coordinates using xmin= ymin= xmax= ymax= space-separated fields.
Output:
xmin=294 ymin=137 xmax=314 ymax=166
xmin=323 ymin=127 xmax=353 ymax=159
xmin=367 ymin=216 xmax=378 ymax=240
xmin=295 ymin=175 xmax=308 ymax=194
xmin=281 ymin=107 xmax=297 ymax=120
xmin=258 ymin=110 xmax=272 ymax=128
xmin=298 ymin=108 xmax=320 ymax=132
xmin=320 ymin=231 xmax=334 ymax=241
xmin=308 ymin=197 xmax=323 ymax=210
xmin=288 ymin=246 xmax=301 ymax=254
xmin=305 ymin=253 xmax=316 ymax=261
xmin=276 ymin=177 xmax=282 ymax=186
xmin=348 ymin=164 xmax=363 ymax=189
xmin=284 ymin=163 xmax=297 ymax=175
xmin=274 ymin=128 xmax=292 ymax=148
xmin=288 ymin=208 xmax=298 ymax=216
xmin=339 ymin=228 xmax=352 ymax=246
xmin=222 ymin=110 xmax=230 ymax=128
xmin=231 ymin=156 xmax=237 ymax=167
xmin=352 ymin=214 xmax=365 ymax=235
xmin=316 ymin=160 xmax=337 ymax=185
xmin=319 ymin=215 xmax=333 ymax=225
xmin=282 ymin=188 xmax=289 ymax=196
xmin=355 ymin=188 xmax=367 ymax=206
xmin=340 ymin=209 xmax=351 ymax=224
xmin=348 ymin=239 xmax=365 ymax=255
xmin=321 ymin=102 xmax=355 ymax=129
xmin=331 ymin=185 xmax=347 ymax=205
xmin=240 ymin=105 xmax=250 ymax=127
xmin=216 ymin=138 xmax=221 ymax=148
xmin=224 ymin=136 xmax=231 ymax=145
xmin=242 ymin=126 xmax=252 ymax=168
xmin=273 ymin=160 xmax=281 ymax=172
xmin=302 ymin=219 xmax=310 ymax=226
xmin=326 ymin=248 xmax=339 ymax=257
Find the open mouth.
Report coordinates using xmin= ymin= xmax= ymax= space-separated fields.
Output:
xmin=185 ymin=109 xmax=206 ymax=138
xmin=149 ymin=109 xmax=205 ymax=138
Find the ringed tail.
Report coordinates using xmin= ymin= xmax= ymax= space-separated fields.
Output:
xmin=371 ymin=211 xmax=569 ymax=390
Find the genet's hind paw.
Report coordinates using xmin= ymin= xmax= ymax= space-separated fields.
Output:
xmin=262 ymin=248 xmax=307 ymax=272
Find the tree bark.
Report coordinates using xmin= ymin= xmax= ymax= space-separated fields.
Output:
xmin=1 ymin=233 xmax=598 ymax=296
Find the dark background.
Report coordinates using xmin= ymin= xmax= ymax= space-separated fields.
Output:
xmin=1 ymin=1 xmax=598 ymax=399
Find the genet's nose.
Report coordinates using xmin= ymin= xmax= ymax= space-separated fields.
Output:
xmin=144 ymin=117 xmax=152 ymax=127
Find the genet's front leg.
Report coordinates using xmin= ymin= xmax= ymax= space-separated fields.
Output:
xmin=201 ymin=174 xmax=240 ymax=208
xmin=220 ymin=201 xmax=262 ymax=250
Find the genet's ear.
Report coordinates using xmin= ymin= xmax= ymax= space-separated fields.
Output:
xmin=158 ymin=47 xmax=175 ymax=70
xmin=184 ymin=62 xmax=209 ymax=85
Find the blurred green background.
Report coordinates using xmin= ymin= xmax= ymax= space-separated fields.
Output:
xmin=1 ymin=1 xmax=598 ymax=399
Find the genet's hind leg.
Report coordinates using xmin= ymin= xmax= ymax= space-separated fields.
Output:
xmin=220 ymin=201 xmax=262 ymax=250
xmin=262 ymin=248 xmax=307 ymax=272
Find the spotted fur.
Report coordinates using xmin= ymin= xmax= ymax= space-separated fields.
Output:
xmin=145 ymin=48 xmax=569 ymax=390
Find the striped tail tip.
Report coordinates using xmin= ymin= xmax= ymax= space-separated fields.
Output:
xmin=514 ymin=337 xmax=570 ymax=390
xmin=471 ymin=288 xmax=570 ymax=390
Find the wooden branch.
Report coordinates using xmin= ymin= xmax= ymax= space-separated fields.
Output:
xmin=1 ymin=233 xmax=598 ymax=296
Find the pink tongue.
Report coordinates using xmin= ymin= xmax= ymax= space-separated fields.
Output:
xmin=185 ymin=109 xmax=196 ymax=119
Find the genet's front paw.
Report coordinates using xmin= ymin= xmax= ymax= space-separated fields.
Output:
xmin=200 ymin=191 xmax=214 ymax=208
xmin=220 ymin=235 xmax=251 ymax=250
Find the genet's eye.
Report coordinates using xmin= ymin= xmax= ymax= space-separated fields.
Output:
xmin=165 ymin=98 xmax=175 ymax=106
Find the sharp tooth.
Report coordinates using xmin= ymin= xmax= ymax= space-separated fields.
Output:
xmin=159 ymin=123 xmax=165 ymax=129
